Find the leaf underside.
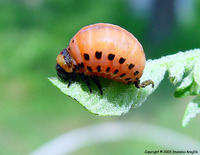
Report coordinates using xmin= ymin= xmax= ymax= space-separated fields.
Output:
xmin=49 ymin=49 xmax=200 ymax=125
xmin=182 ymin=95 xmax=200 ymax=127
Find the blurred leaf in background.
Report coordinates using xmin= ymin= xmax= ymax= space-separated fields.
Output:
xmin=0 ymin=0 xmax=200 ymax=154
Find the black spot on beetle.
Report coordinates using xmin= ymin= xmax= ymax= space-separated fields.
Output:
xmin=95 ymin=51 xmax=102 ymax=59
xmin=72 ymin=39 xmax=74 ymax=43
xmin=97 ymin=66 xmax=101 ymax=72
xmin=78 ymin=62 xmax=84 ymax=69
xmin=125 ymin=78 xmax=131 ymax=81
xmin=108 ymin=54 xmax=115 ymax=61
xmin=84 ymin=53 xmax=90 ymax=60
xmin=113 ymin=69 xmax=119 ymax=74
xmin=136 ymin=77 xmax=139 ymax=80
xmin=106 ymin=67 xmax=110 ymax=72
xmin=87 ymin=66 xmax=93 ymax=72
xmin=134 ymin=71 xmax=139 ymax=75
xmin=128 ymin=64 xmax=135 ymax=70
xmin=120 ymin=73 xmax=126 ymax=78
xmin=119 ymin=57 xmax=126 ymax=64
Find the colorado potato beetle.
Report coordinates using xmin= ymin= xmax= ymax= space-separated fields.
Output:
xmin=56 ymin=23 xmax=154 ymax=95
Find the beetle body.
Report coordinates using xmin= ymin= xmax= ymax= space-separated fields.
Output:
xmin=56 ymin=23 xmax=153 ymax=95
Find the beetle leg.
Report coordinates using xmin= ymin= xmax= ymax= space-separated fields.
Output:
xmin=91 ymin=76 xmax=103 ymax=95
xmin=134 ymin=80 xmax=154 ymax=88
xmin=68 ymin=71 xmax=77 ymax=87
xmin=79 ymin=73 xmax=92 ymax=93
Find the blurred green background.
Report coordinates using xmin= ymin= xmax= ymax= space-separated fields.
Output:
xmin=0 ymin=0 xmax=200 ymax=154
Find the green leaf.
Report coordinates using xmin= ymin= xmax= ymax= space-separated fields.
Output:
xmin=174 ymin=56 xmax=200 ymax=98
xmin=182 ymin=95 xmax=200 ymax=127
xmin=49 ymin=77 xmax=140 ymax=116
xmin=49 ymin=49 xmax=200 ymax=117
xmin=194 ymin=57 xmax=200 ymax=86
xmin=174 ymin=71 xmax=194 ymax=98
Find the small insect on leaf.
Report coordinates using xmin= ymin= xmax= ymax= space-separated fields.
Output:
xmin=55 ymin=23 xmax=153 ymax=95
xmin=50 ymin=23 xmax=200 ymax=124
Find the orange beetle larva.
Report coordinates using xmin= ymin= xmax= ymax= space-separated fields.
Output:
xmin=56 ymin=23 xmax=154 ymax=95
